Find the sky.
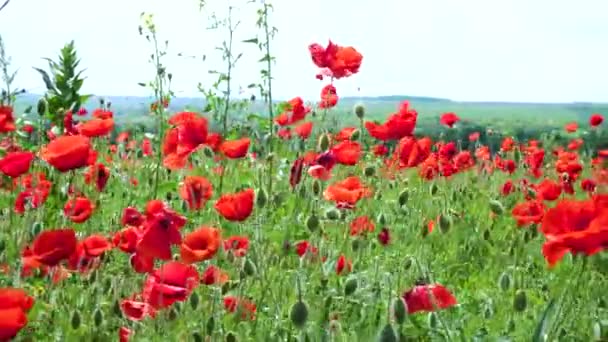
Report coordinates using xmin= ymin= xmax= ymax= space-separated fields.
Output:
xmin=0 ymin=0 xmax=607 ymax=103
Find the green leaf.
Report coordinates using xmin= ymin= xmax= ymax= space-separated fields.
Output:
xmin=532 ymin=299 xmax=556 ymax=342
xmin=33 ymin=68 xmax=57 ymax=93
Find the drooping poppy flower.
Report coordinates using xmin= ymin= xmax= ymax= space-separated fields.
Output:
xmin=137 ymin=200 xmax=187 ymax=261
xmin=0 ymin=105 xmax=16 ymax=133
xmin=201 ymin=265 xmax=229 ymax=285
xmin=319 ymin=84 xmax=339 ymax=108
xmin=223 ymin=235 xmax=249 ymax=257
xmin=501 ymin=180 xmax=515 ymax=196
xmin=63 ymin=197 xmax=95 ymax=223
xmin=143 ymin=261 xmax=199 ymax=309
xmin=402 ymin=284 xmax=457 ymax=314
xmin=120 ymin=296 xmax=157 ymax=321
xmin=335 ymin=254 xmax=352 ymax=275
xmin=214 ymin=188 xmax=255 ymax=221
xmin=289 ymin=157 xmax=305 ymax=189
xmin=40 ymin=135 xmax=93 ymax=172
xmin=84 ymin=163 xmax=110 ymax=192
xmin=309 ymin=40 xmax=363 ymax=79
xmin=180 ymin=226 xmax=221 ymax=263
xmin=511 ymin=200 xmax=545 ymax=227
xmin=78 ymin=118 xmax=115 ymax=137
xmin=30 ymin=228 xmax=77 ymax=266
xmin=119 ymin=327 xmax=132 ymax=342
xmin=580 ymin=178 xmax=596 ymax=193
xmin=589 ymin=113 xmax=604 ymax=127
xmin=223 ymin=296 xmax=257 ymax=320
xmin=219 ymin=138 xmax=250 ymax=159
xmin=294 ymin=121 xmax=313 ymax=140
xmin=179 ymin=176 xmax=213 ymax=211
xmin=0 ymin=151 xmax=34 ymax=178
xmin=535 ymin=179 xmax=562 ymax=201
xmin=439 ymin=112 xmax=460 ymax=128
xmin=378 ymin=228 xmax=391 ymax=245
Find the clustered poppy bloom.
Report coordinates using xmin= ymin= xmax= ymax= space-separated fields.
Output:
xmin=309 ymin=40 xmax=363 ymax=79
xmin=402 ymin=284 xmax=457 ymax=314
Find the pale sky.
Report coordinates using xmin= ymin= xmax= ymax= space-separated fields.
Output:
xmin=1 ymin=0 xmax=607 ymax=102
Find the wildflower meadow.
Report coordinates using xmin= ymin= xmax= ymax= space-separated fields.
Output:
xmin=0 ymin=1 xmax=607 ymax=341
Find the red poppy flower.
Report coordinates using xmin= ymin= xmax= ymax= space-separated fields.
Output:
xmin=580 ymin=178 xmax=596 ymax=193
xmin=137 ymin=200 xmax=187 ymax=261
xmin=535 ymin=179 xmax=562 ymax=201
xmin=335 ymin=254 xmax=352 ymax=275
xmin=30 ymin=228 xmax=77 ymax=266
xmin=324 ymin=176 xmax=371 ymax=207
xmin=92 ymin=109 xmax=113 ymax=119
xmin=309 ymin=40 xmax=362 ymax=79
xmin=372 ymin=144 xmax=389 ymax=156
xmin=78 ymin=118 xmax=114 ymax=137
xmin=294 ymin=121 xmax=313 ymax=140
xmin=120 ymin=297 xmax=157 ymax=321
xmin=84 ymin=163 xmax=110 ymax=192
xmin=63 ymin=197 xmax=95 ymax=223
xmin=214 ymin=188 xmax=255 ymax=221
xmin=0 ymin=151 xmax=35 ymax=178
xmin=201 ymin=265 xmax=229 ymax=285
xmin=223 ymin=235 xmax=249 ymax=257
xmin=500 ymin=180 xmax=514 ymax=196
xmin=40 ymin=135 xmax=93 ymax=172
xmin=289 ymin=157 xmax=305 ymax=189
xmin=378 ymin=228 xmax=391 ymax=245
xmin=223 ymin=296 xmax=256 ymax=320
xmin=0 ymin=307 xmax=28 ymax=340
xmin=274 ymin=97 xmax=311 ymax=126
xmin=330 ymin=141 xmax=362 ymax=166
xmin=180 ymin=226 xmax=221 ymax=263
xmin=402 ymin=284 xmax=457 ymax=314
xmin=439 ymin=112 xmax=460 ymax=128
xmin=319 ymin=84 xmax=338 ymax=108
xmin=511 ymin=200 xmax=545 ymax=227
xmin=0 ymin=288 xmax=34 ymax=311
xmin=119 ymin=327 xmax=131 ymax=342
xmin=0 ymin=105 xmax=16 ymax=133
xmin=365 ymin=102 xmax=417 ymax=141
xmin=468 ymin=132 xmax=480 ymax=142
xmin=295 ymin=240 xmax=318 ymax=258
xmin=589 ymin=113 xmax=604 ymax=127
xmin=179 ymin=176 xmax=213 ymax=211
xmin=564 ymin=122 xmax=578 ymax=133
xmin=219 ymin=138 xmax=250 ymax=159
xmin=335 ymin=127 xmax=357 ymax=141
xmin=143 ymin=261 xmax=199 ymax=309
xmin=350 ymin=216 xmax=375 ymax=236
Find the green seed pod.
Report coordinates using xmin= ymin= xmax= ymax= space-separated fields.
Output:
xmin=482 ymin=229 xmax=491 ymax=241
xmin=377 ymin=323 xmax=398 ymax=342
xmin=190 ymin=291 xmax=200 ymax=310
xmin=498 ymin=272 xmax=511 ymax=291
xmin=306 ymin=214 xmax=320 ymax=232
xmin=192 ymin=331 xmax=203 ymax=342
xmin=325 ymin=208 xmax=340 ymax=220
xmin=93 ymin=307 xmax=104 ymax=327
xmin=0 ymin=239 xmax=5 ymax=254
xmin=507 ymin=318 xmax=516 ymax=332
xmin=344 ymin=277 xmax=358 ymax=296
xmin=312 ymin=180 xmax=322 ymax=196
xmin=489 ymin=200 xmax=505 ymax=215
xmin=438 ymin=215 xmax=452 ymax=234
xmin=256 ymin=188 xmax=268 ymax=208
xmin=351 ymin=239 xmax=361 ymax=251
xmin=350 ymin=129 xmax=361 ymax=141
xmin=203 ymin=145 xmax=214 ymax=158
xmin=483 ymin=307 xmax=493 ymax=319
xmin=375 ymin=192 xmax=383 ymax=201
xmin=225 ymin=331 xmax=238 ymax=342
xmin=113 ymin=300 xmax=121 ymax=317
xmin=290 ymin=301 xmax=309 ymax=328
xmin=398 ymin=189 xmax=409 ymax=206
xmin=403 ymin=256 xmax=413 ymax=270
xmin=37 ymin=98 xmax=47 ymax=116
xmin=298 ymin=185 xmax=307 ymax=198
xmin=377 ymin=213 xmax=386 ymax=225
xmin=206 ymin=316 xmax=215 ymax=334
xmin=364 ymin=166 xmax=376 ymax=177
xmin=243 ymin=258 xmax=257 ymax=277
xmin=427 ymin=312 xmax=438 ymax=330
xmin=71 ymin=310 xmax=81 ymax=330
xmin=354 ymin=103 xmax=366 ymax=119
xmin=318 ymin=134 xmax=330 ymax=151
xmin=168 ymin=307 xmax=178 ymax=320
xmin=513 ymin=289 xmax=527 ymax=312
xmin=31 ymin=222 xmax=43 ymax=237
xmin=392 ymin=298 xmax=407 ymax=325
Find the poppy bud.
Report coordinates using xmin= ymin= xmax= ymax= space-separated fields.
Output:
xmin=37 ymin=98 xmax=47 ymax=116
xmin=0 ymin=239 xmax=4 ymax=253
xmin=483 ymin=307 xmax=493 ymax=319
xmin=256 ymin=188 xmax=267 ymax=208
xmin=168 ymin=307 xmax=178 ymax=320
xmin=226 ymin=331 xmax=238 ymax=342
xmin=375 ymin=192 xmax=383 ymax=201
xmin=354 ymin=103 xmax=366 ymax=119
xmin=364 ymin=165 xmax=376 ymax=177
xmin=290 ymin=301 xmax=309 ymax=328
xmin=298 ymin=185 xmax=307 ymax=198
xmin=352 ymin=239 xmax=362 ymax=251
xmin=349 ymin=129 xmax=361 ymax=141
xmin=377 ymin=213 xmax=386 ymax=225
xmin=499 ymin=272 xmax=511 ymax=291
xmin=398 ymin=189 xmax=409 ymax=206
xmin=266 ymin=152 xmax=275 ymax=162
xmin=71 ymin=310 xmax=81 ymax=330
xmin=427 ymin=312 xmax=438 ymax=330
xmin=344 ymin=277 xmax=358 ymax=296
xmin=192 ymin=332 xmax=203 ymax=342
xmin=513 ymin=289 xmax=527 ymax=312
xmin=429 ymin=183 xmax=439 ymax=196
xmin=190 ymin=291 xmax=200 ymax=310
xmin=243 ymin=258 xmax=257 ymax=277
xmin=203 ymin=146 xmax=214 ymax=158
xmin=306 ymin=214 xmax=320 ymax=232
xmin=206 ymin=316 xmax=215 ymax=334
xmin=378 ymin=323 xmax=398 ymax=342
xmin=391 ymin=298 xmax=407 ymax=325
xmin=31 ymin=222 xmax=43 ymax=237
xmin=325 ymin=208 xmax=340 ymax=220
xmin=93 ymin=307 xmax=104 ymax=327
xmin=312 ymin=180 xmax=322 ymax=196
xmin=113 ymin=300 xmax=121 ymax=317
xmin=318 ymin=134 xmax=330 ymax=151
xmin=482 ymin=229 xmax=491 ymax=241
xmin=507 ymin=319 xmax=516 ymax=332
xmin=439 ymin=215 xmax=452 ymax=233
xmin=403 ymin=256 xmax=413 ymax=270
xmin=489 ymin=199 xmax=504 ymax=215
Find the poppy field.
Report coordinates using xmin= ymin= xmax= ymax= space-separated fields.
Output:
xmin=1 ymin=6 xmax=608 ymax=342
